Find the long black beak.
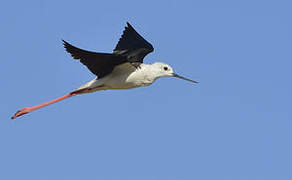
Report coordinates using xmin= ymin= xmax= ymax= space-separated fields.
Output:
xmin=172 ymin=73 xmax=198 ymax=83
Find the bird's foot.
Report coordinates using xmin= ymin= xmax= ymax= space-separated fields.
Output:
xmin=11 ymin=108 xmax=31 ymax=119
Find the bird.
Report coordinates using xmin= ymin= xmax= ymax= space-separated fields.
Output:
xmin=11 ymin=22 xmax=197 ymax=119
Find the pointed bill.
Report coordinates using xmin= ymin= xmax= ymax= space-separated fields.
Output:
xmin=172 ymin=73 xmax=198 ymax=83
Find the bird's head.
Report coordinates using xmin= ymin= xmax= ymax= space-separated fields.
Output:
xmin=152 ymin=62 xmax=198 ymax=83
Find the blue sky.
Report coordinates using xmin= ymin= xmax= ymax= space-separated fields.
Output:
xmin=1 ymin=0 xmax=292 ymax=179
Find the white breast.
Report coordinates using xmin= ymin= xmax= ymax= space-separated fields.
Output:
xmin=104 ymin=63 xmax=155 ymax=89
xmin=74 ymin=63 xmax=157 ymax=93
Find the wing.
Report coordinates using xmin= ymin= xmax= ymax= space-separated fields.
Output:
xmin=113 ymin=22 xmax=154 ymax=63
xmin=111 ymin=62 xmax=137 ymax=75
xmin=63 ymin=40 xmax=127 ymax=79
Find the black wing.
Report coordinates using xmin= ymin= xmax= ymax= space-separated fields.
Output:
xmin=113 ymin=22 xmax=154 ymax=63
xmin=63 ymin=40 xmax=126 ymax=79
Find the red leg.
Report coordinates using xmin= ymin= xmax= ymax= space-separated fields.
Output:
xmin=11 ymin=92 xmax=77 ymax=119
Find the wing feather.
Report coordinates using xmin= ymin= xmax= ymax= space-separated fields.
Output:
xmin=113 ymin=22 xmax=154 ymax=63
xmin=62 ymin=23 xmax=154 ymax=78
xmin=63 ymin=40 xmax=126 ymax=79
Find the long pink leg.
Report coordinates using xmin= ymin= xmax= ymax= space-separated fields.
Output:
xmin=11 ymin=92 xmax=78 ymax=119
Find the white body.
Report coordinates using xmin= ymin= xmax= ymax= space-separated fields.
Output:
xmin=75 ymin=62 xmax=174 ymax=94
xmin=11 ymin=61 xmax=196 ymax=119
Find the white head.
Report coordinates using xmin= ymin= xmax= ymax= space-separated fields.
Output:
xmin=151 ymin=62 xmax=198 ymax=83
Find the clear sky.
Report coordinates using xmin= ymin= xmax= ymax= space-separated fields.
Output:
xmin=1 ymin=0 xmax=292 ymax=179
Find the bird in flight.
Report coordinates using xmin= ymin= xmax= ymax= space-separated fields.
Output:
xmin=12 ymin=22 xmax=197 ymax=119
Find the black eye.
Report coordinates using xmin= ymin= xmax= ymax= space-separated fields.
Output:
xmin=163 ymin=67 xmax=168 ymax=71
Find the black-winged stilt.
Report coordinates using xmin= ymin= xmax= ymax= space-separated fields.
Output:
xmin=12 ymin=22 xmax=197 ymax=119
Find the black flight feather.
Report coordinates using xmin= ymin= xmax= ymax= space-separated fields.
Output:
xmin=63 ymin=22 xmax=154 ymax=79
xmin=63 ymin=40 xmax=126 ymax=79
xmin=113 ymin=22 xmax=154 ymax=62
